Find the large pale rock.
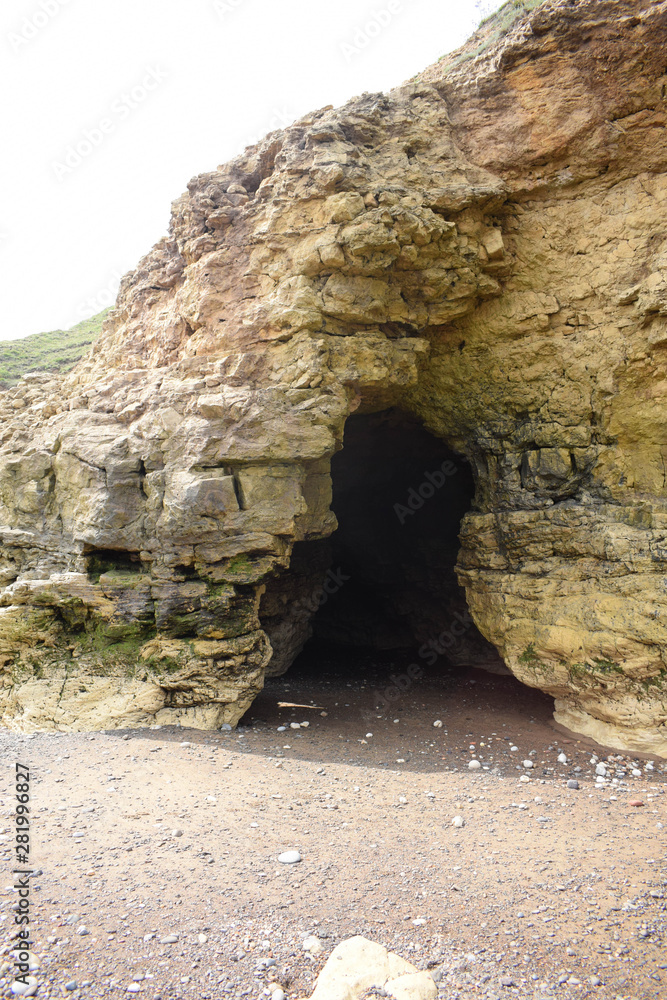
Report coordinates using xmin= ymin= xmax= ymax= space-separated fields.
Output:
xmin=0 ymin=0 xmax=666 ymax=751
xmin=308 ymin=936 xmax=426 ymax=1000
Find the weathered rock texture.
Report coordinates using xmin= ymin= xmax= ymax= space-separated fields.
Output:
xmin=1 ymin=0 xmax=667 ymax=752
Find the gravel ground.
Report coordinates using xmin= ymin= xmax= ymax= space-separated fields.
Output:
xmin=1 ymin=650 xmax=666 ymax=1000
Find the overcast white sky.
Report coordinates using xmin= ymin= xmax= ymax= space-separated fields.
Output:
xmin=1 ymin=0 xmax=506 ymax=341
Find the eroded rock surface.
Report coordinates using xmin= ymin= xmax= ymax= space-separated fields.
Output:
xmin=1 ymin=0 xmax=666 ymax=751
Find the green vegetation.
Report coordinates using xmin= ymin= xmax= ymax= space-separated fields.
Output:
xmin=439 ymin=0 xmax=546 ymax=72
xmin=479 ymin=0 xmax=544 ymax=31
xmin=569 ymin=658 xmax=625 ymax=681
xmin=0 ymin=308 xmax=108 ymax=385
xmin=519 ymin=642 xmax=539 ymax=665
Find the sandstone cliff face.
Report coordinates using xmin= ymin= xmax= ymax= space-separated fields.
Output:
xmin=1 ymin=0 xmax=666 ymax=753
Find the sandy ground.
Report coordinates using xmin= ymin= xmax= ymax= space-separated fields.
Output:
xmin=1 ymin=649 xmax=666 ymax=1000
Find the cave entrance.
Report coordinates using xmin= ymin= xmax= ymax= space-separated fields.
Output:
xmin=261 ymin=408 xmax=506 ymax=697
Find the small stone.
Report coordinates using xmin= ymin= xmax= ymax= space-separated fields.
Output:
xmin=198 ymin=933 xmax=208 ymax=944
xmin=220 ymin=723 xmax=232 ymax=731
xmin=452 ymin=815 xmax=464 ymax=828
xmin=11 ymin=979 xmax=38 ymax=997
xmin=557 ymin=752 xmax=567 ymax=763
xmin=65 ymin=983 xmax=78 ymax=993
xmin=595 ymin=763 xmax=607 ymax=776
xmin=127 ymin=986 xmax=141 ymax=994
xmin=589 ymin=975 xmax=602 ymax=986
xmin=271 ymin=991 xmax=285 ymax=1000
xmin=303 ymin=934 xmax=323 ymax=955
xmin=510 ymin=746 xmax=518 ymax=752
xmin=76 ymin=924 xmax=89 ymax=936
xmin=629 ymin=800 xmax=645 ymax=807
xmin=468 ymin=759 xmax=481 ymax=770
xmin=278 ymin=850 xmax=302 ymax=864
xmin=277 ymin=726 xmax=287 ymax=732
xmin=500 ymin=976 xmax=515 ymax=987
xmin=433 ymin=720 xmax=443 ymax=728
xmin=567 ymin=779 xmax=580 ymax=790
xmin=568 ymin=977 xmax=581 ymax=986
xmin=160 ymin=934 xmax=179 ymax=944
xmin=301 ymin=721 xmax=310 ymax=727
xmin=519 ymin=774 xmax=530 ymax=783
xmin=632 ymin=768 xmax=642 ymax=777
xmin=290 ymin=722 xmax=301 ymax=729
xmin=171 ymin=829 xmax=183 ymax=838
xmin=523 ymin=760 xmax=533 ymax=769
xmin=398 ymin=795 xmax=408 ymax=804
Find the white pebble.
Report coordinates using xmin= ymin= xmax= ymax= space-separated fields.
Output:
xmin=301 ymin=721 xmax=310 ymax=727
xmin=11 ymin=977 xmax=38 ymax=997
xmin=126 ymin=986 xmax=141 ymax=994
xmin=557 ymin=752 xmax=567 ymax=763
xmin=433 ymin=720 xmax=443 ymax=728
xmin=366 ymin=733 xmax=373 ymax=738
xmin=632 ymin=768 xmax=642 ymax=777
xmin=519 ymin=774 xmax=530 ymax=783
xmin=160 ymin=934 xmax=179 ymax=944
xmin=302 ymin=934 xmax=322 ymax=955
xmin=198 ymin=933 xmax=208 ymax=944
xmin=523 ymin=760 xmax=533 ymax=769
xmin=171 ymin=829 xmax=183 ymax=838
xmin=452 ymin=815 xmax=464 ymax=828
xmin=595 ymin=763 xmax=607 ymax=776
xmin=468 ymin=759 xmax=481 ymax=770
xmin=278 ymin=850 xmax=301 ymax=864
xmin=510 ymin=745 xmax=518 ymax=752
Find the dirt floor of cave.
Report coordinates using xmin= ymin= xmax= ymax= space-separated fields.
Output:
xmin=1 ymin=656 xmax=666 ymax=1000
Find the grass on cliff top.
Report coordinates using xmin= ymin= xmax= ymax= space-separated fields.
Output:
xmin=436 ymin=0 xmax=546 ymax=74
xmin=0 ymin=309 xmax=108 ymax=385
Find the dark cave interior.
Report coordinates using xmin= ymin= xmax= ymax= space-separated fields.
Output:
xmin=261 ymin=409 xmax=505 ymax=683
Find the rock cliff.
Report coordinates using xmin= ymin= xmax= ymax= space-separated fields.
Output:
xmin=1 ymin=0 xmax=666 ymax=753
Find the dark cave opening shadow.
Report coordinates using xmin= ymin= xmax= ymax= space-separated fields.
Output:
xmin=243 ymin=637 xmax=557 ymax=732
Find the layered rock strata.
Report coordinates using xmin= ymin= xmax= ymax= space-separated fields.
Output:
xmin=1 ymin=0 xmax=666 ymax=752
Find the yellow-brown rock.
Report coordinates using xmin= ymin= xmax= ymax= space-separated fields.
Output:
xmin=1 ymin=0 xmax=666 ymax=753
